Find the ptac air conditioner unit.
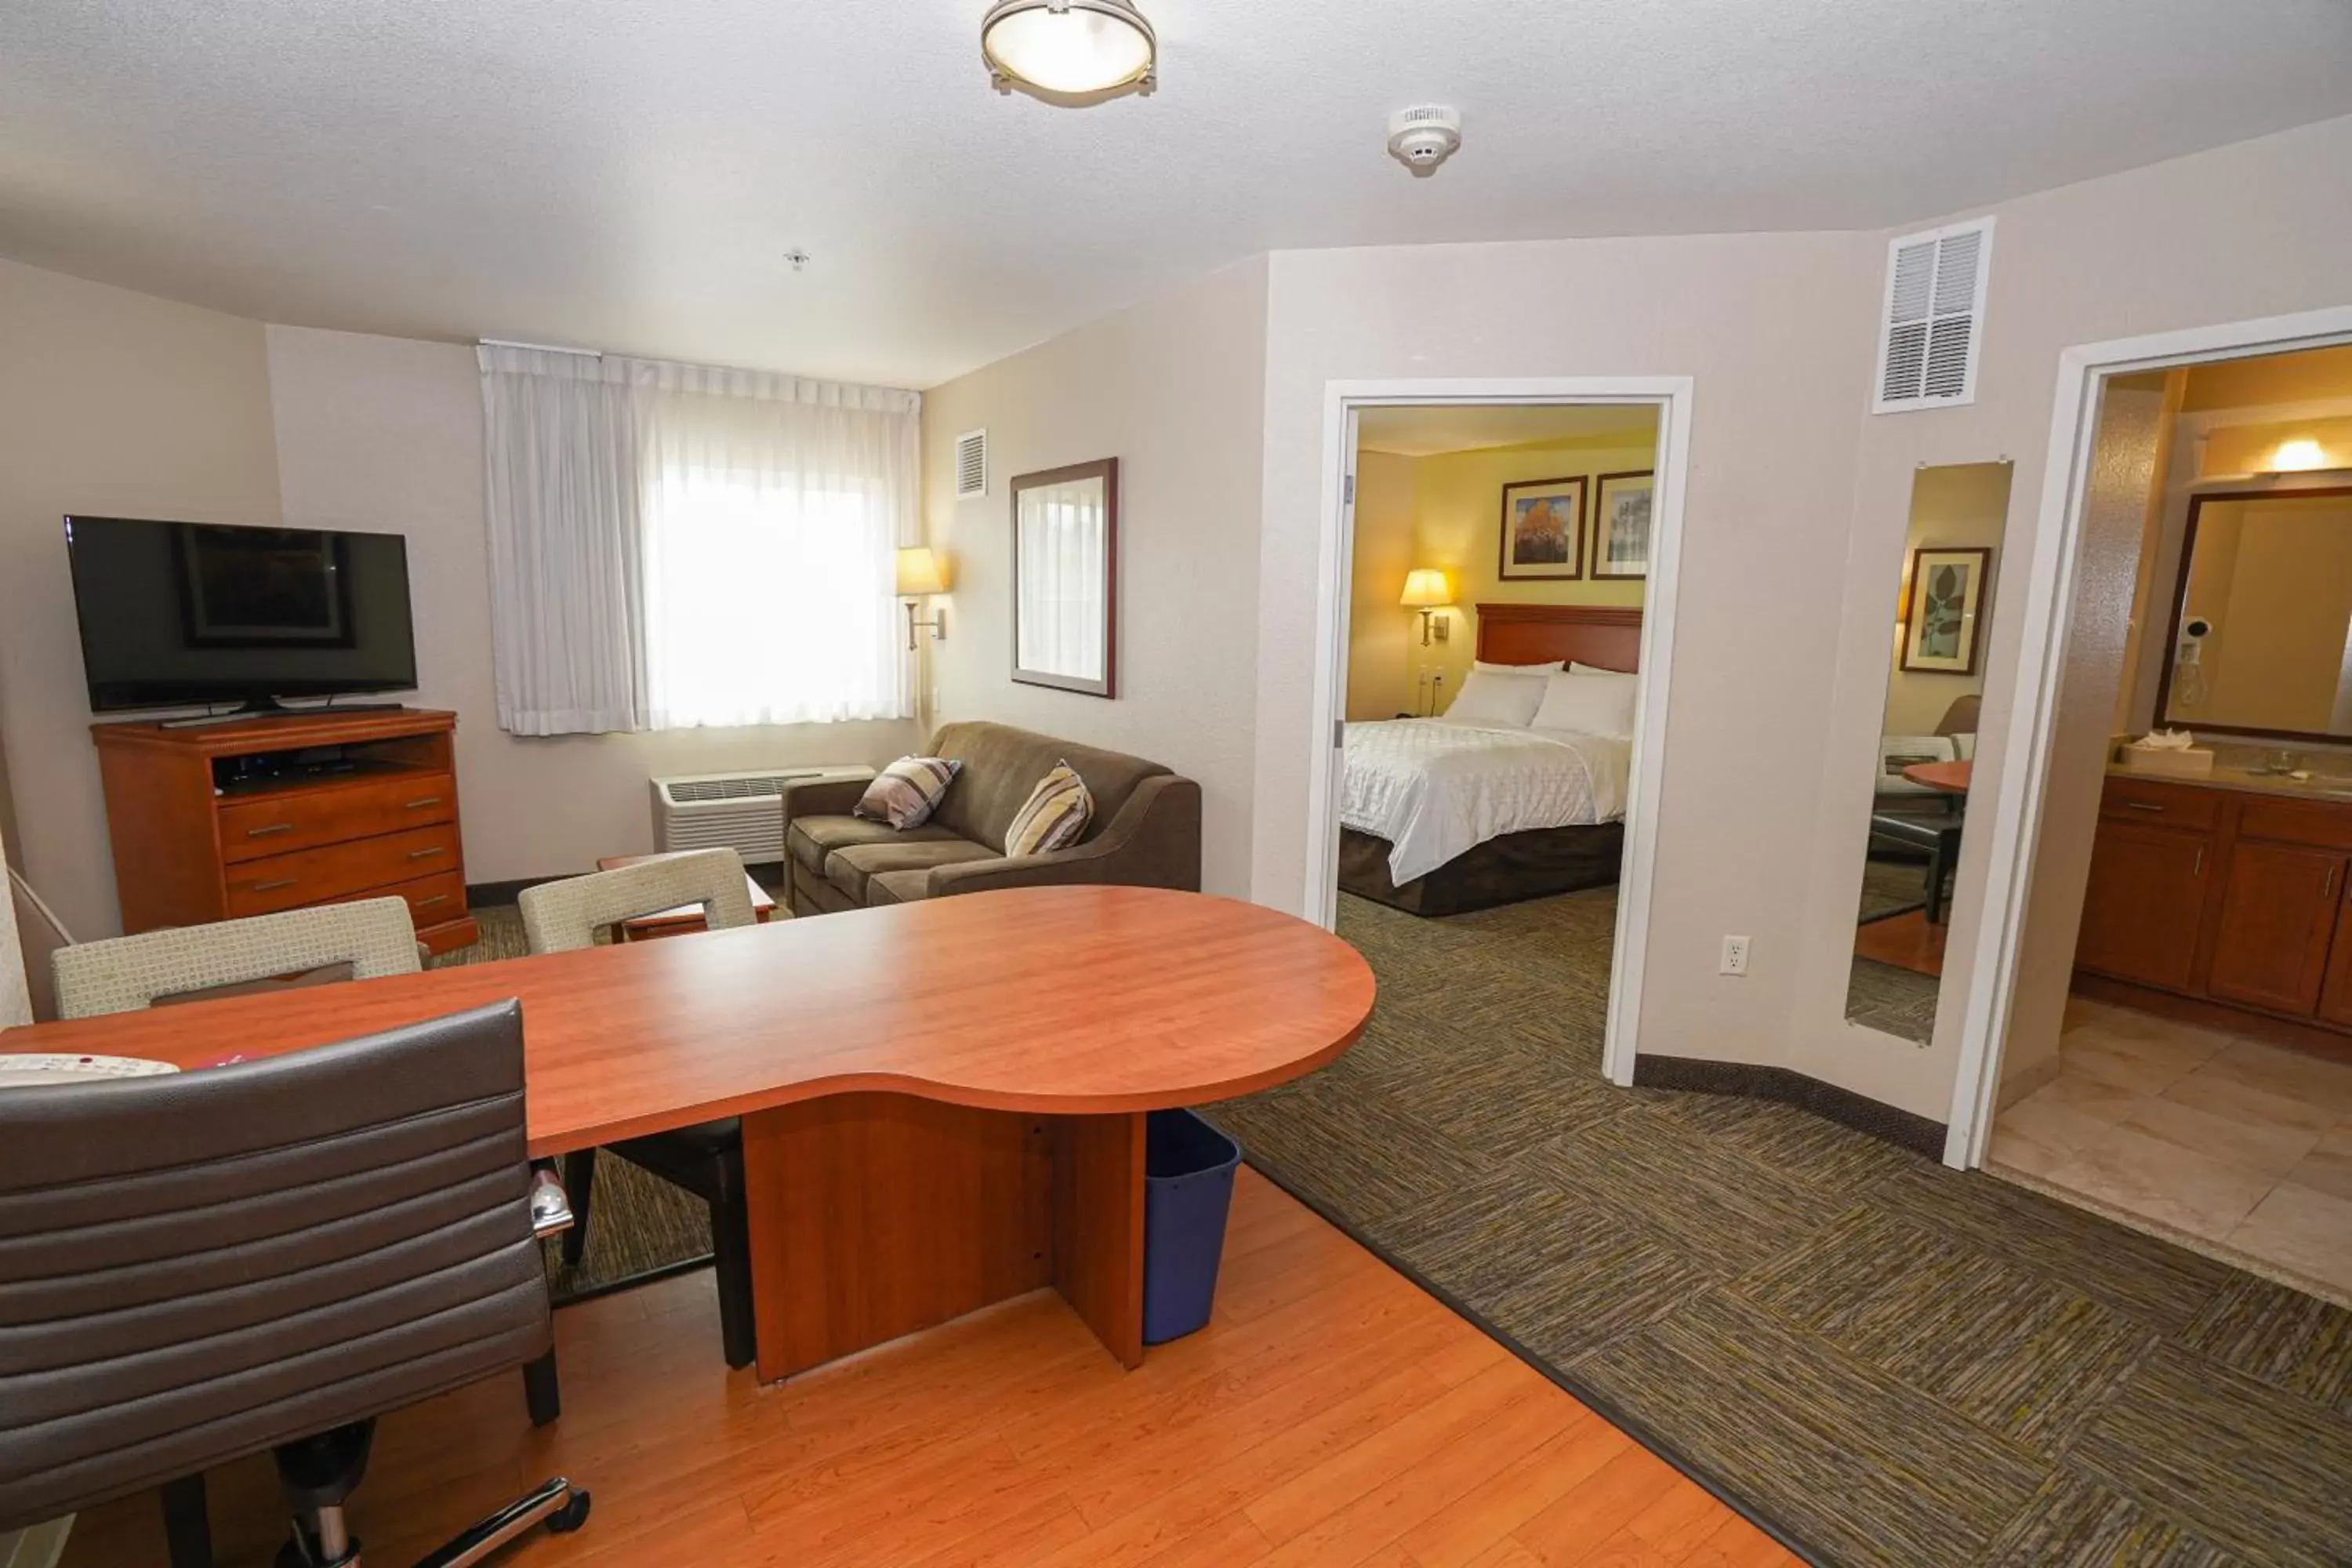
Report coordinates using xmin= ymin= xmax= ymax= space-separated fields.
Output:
xmin=649 ymin=767 xmax=872 ymax=864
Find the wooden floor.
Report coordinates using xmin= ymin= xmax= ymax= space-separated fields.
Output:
xmin=61 ymin=1171 xmax=1796 ymax=1568
xmin=1852 ymin=908 xmax=1946 ymax=978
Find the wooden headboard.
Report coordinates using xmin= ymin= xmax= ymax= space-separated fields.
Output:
xmin=1474 ymin=604 xmax=1642 ymax=672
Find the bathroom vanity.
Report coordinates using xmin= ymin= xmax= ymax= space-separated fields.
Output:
xmin=2078 ymin=766 xmax=2352 ymax=1042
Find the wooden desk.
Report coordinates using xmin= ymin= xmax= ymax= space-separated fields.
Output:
xmin=593 ymin=851 xmax=775 ymax=940
xmin=1902 ymin=758 xmax=1973 ymax=794
xmin=4 ymin=886 xmax=1372 ymax=1382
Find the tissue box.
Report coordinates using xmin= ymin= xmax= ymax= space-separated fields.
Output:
xmin=2121 ymin=745 xmax=2214 ymax=779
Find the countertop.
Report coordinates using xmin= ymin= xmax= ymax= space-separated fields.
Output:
xmin=2107 ymin=760 xmax=2352 ymax=803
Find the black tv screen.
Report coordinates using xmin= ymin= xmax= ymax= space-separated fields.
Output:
xmin=65 ymin=516 xmax=419 ymax=713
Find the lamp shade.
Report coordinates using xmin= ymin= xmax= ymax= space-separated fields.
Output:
xmin=1399 ymin=568 xmax=1452 ymax=608
xmin=896 ymin=546 xmax=949 ymax=597
xmin=982 ymin=0 xmax=1156 ymax=96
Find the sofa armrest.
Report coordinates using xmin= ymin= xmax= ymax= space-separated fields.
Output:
xmin=780 ymin=774 xmax=873 ymax=838
xmin=925 ymin=774 xmax=1202 ymax=898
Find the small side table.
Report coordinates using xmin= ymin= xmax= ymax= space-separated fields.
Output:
xmin=594 ymin=853 xmax=778 ymax=942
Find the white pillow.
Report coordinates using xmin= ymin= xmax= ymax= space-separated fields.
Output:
xmin=1474 ymin=658 xmax=1565 ymax=675
xmin=1569 ymin=661 xmax=1632 ymax=677
xmin=1445 ymin=669 xmax=1548 ymax=727
xmin=1531 ymin=669 xmax=1638 ymax=737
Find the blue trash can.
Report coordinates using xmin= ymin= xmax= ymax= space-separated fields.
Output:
xmin=1142 ymin=1109 xmax=1243 ymax=1345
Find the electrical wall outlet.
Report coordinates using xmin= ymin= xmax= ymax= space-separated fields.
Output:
xmin=1720 ymin=935 xmax=1751 ymax=976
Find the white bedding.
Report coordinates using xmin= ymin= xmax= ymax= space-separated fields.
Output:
xmin=1340 ymin=717 xmax=1630 ymax=884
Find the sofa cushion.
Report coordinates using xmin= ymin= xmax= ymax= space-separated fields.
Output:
xmin=787 ymin=815 xmax=961 ymax=877
xmin=927 ymin=721 xmax=1169 ymax=851
xmin=852 ymin=756 xmax=963 ymax=829
xmin=822 ymin=837 xmax=999 ymax=902
xmin=864 ymin=867 xmax=936 ymax=906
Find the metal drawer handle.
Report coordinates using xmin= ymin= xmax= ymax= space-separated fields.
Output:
xmin=403 ymin=797 xmax=444 ymax=810
xmin=252 ymin=878 xmax=298 ymax=893
xmin=406 ymin=847 xmax=446 ymax=861
xmin=245 ymin=822 xmax=295 ymax=837
xmin=416 ymin=893 xmax=451 ymax=908
xmin=2122 ymin=801 xmax=2165 ymax=812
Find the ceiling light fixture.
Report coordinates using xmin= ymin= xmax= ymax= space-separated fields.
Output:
xmin=983 ymin=0 xmax=1156 ymax=100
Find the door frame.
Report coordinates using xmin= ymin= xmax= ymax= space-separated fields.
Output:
xmin=1946 ymin=304 xmax=2352 ymax=1165
xmin=1305 ymin=376 xmax=1697 ymax=1087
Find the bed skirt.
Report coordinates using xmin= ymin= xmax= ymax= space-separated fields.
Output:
xmin=1338 ymin=822 xmax=1624 ymax=917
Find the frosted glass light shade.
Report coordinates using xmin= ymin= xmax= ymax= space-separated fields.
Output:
xmin=896 ymin=546 xmax=949 ymax=597
xmin=982 ymin=0 xmax=1156 ymax=97
xmin=1399 ymin=568 xmax=1453 ymax=608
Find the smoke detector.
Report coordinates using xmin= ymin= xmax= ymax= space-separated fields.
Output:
xmin=1388 ymin=105 xmax=1461 ymax=177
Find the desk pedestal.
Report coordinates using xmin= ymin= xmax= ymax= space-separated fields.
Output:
xmin=741 ymin=1094 xmax=1145 ymax=1381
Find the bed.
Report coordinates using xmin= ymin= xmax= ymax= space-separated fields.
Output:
xmin=1338 ymin=603 xmax=1639 ymax=916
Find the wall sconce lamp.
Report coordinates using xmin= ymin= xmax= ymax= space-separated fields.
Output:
xmin=897 ymin=546 xmax=950 ymax=651
xmin=1400 ymin=568 xmax=1453 ymax=645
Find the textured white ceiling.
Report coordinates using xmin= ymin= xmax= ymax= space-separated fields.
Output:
xmin=1 ymin=1 xmax=2347 ymax=389
xmin=1358 ymin=404 xmax=1659 ymax=458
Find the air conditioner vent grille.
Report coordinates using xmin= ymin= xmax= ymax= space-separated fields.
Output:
xmin=955 ymin=428 xmax=988 ymax=499
xmin=1872 ymin=217 xmax=1993 ymax=414
xmin=649 ymin=765 xmax=872 ymax=862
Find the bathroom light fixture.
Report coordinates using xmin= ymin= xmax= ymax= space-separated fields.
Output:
xmin=2267 ymin=437 xmax=2328 ymax=473
xmin=1400 ymin=568 xmax=1452 ymax=645
xmin=982 ymin=0 xmax=1156 ymax=100
xmin=897 ymin=546 xmax=950 ymax=650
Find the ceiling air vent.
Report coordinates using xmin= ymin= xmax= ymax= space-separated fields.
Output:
xmin=954 ymin=428 xmax=988 ymax=499
xmin=1872 ymin=217 xmax=1994 ymax=414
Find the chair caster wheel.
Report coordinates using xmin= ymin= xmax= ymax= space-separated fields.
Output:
xmin=275 ymin=1535 xmax=359 ymax=1567
xmin=547 ymin=1490 xmax=592 ymax=1534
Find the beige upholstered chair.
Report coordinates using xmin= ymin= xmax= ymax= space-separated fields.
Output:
xmin=516 ymin=848 xmax=755 ymax=951
xmin=50 ymin=897 xmax=421 ymax=1021
xmin=518 ymin=848 xmax=762 ymax=1367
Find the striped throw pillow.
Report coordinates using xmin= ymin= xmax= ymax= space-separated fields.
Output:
xmin=1004 ymin=762 xmax=1094 ymax=857
xmin=853 ymin=756 xmax=963 ymax=829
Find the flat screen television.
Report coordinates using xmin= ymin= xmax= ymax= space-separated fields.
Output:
xmin=64 ymin=515 xmax=419 ymax=714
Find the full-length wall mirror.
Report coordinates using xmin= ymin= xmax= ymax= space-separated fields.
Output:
xmin=1847 ymin=459 xmax=2016 ymax=1044
xmin=2156 ymin=485 xmax=2352 ymax=742
xmin=1011 ymin=458 xmax=1119 ymax=698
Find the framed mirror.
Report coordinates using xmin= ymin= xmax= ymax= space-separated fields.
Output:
xmin=2155 ymin=485 xmax=2352 ymax=742
xmin=1011 ymin=458 xmax=1119 ymax=698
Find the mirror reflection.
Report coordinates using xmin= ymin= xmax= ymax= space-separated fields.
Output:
xmin=2158 ymin=488 xmax=2352 ymax=741
xmin=1848 ymin=460 xmax=2016 ymax=1044
xmin=1011 ymin=458 xmax=1119 ymax=697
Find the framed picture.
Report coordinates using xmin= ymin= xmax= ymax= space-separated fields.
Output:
xmin=172 ymin=524 xmax=354 ymax=648
xmin=1591 ymin=470 xmax=1654 ymax=581
xmin=1011 ymin=458 xmax=1119 ymax=698
xmin=1900 ymin=546 xmax=1994 ymax=675
xmin=1497 ymin=477 xmax=1585 ymax=581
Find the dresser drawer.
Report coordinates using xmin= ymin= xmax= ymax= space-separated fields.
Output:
xmin=314 ymin=869 xmax=467 ymax=931
xmin=2236 ymin=794 xmax=2352 ymax=853
xmin=224 ymin=822 xmax=463 ymax=917
xmin=219 ymin=773 xmax=457 ymax=863
xmin=2099 ymin=777 xmax=2221 ymax=833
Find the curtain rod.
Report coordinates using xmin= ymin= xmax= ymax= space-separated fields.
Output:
xmin=478 ymin=338 xmax=603 ymax=358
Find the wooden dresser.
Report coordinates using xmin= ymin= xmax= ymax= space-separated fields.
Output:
xmin=2078 ymin=772 xmax=2352 ymax=1038
xmin=91 ymin=708 xmax=477 ymax=954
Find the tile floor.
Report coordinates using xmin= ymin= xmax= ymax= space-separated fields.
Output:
xmin=1989 ymin=996 xmax=2352 ymax=1301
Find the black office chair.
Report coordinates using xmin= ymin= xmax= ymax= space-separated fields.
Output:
xmin=0 ymin=1000 xmax=590 ymax=1568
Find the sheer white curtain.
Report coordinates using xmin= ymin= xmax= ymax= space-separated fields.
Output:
xmin=477 ymin=348 xmax=918 ymax=735
xmin=477 ymin=346 xmax=646 ymax=735
xmin=632 ymin=361 xmax=916 ymax=729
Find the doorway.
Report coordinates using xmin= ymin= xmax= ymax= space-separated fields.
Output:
xmin=1300 ymin=377 xmax=1695 ymax=1085
xmin=1951 ymin=309 xmax=2352 ymax=1300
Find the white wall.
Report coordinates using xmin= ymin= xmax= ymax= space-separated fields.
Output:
xmin=264 ymin=326 xmax=924 ymax=884
xmin=0 ymin=260 xmax=284 ymax=938
xmin=917 ymin=259 xmax=1270 ymax=898
xmin=1254 ymin=230 xmax=1886 ymax=1088
xmin=1802 ymin=113 xmax=2352 ymax=1120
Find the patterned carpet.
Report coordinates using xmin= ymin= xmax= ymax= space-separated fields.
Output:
xmin=433 ymin=904 xmax=713 ymax=1303
xmin=1207 ymin=890 xmax=2352 ymax=1568
xmin=1852 ymin=858 xmax=1943 ymax=1043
